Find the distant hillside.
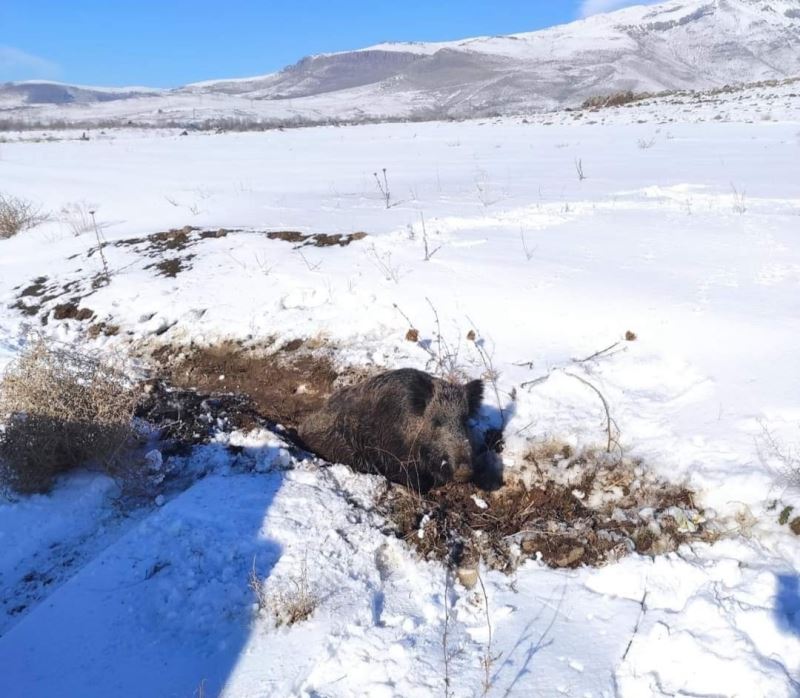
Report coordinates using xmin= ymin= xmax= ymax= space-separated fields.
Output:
xmin=2 ymin=0 xmax=799 ymax=127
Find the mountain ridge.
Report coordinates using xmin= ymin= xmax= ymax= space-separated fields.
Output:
xmin=1 ymin=0 xmax=798 ymax=125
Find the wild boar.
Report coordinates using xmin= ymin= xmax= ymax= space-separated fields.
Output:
xmin=299 ymin=368 xmax=483 ymax=491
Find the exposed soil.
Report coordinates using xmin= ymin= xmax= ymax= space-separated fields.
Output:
xmin=9 ymin=299 xmax=42 ymax=317
xmin=18 ymin=277 xmax=49 ymax=298
xmin=86 ymin=322 xmax=120 ymax=339
xmin=135 ymin=379 xmax=270 ymax=456
xmin=147 ymin=340 xmax=365 ymax=430
xmin=135 ymin=340 xmax=379 ymax=462
xmin=146 ymin=255 xmax=195 ymax=278
xmin=9 ymin=274 xmax=104 ymax=326
xmin=112 ymin=226 xmax=205 ymax=255
xmin=111 ymin=226 xmax=366 ymax=258
xmin=380 ymin=442 xmax=714 ymax=572
xmin=52 ymin=302 xmax=94 ymax=321
xmin=266 ymin=230 xmax=368 ymax=248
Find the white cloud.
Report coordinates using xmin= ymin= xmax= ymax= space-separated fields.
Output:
xmin=579 ymin=0 xmax=663 ymax=18
xmin=0 ymin=46 xmax=60 ymax=82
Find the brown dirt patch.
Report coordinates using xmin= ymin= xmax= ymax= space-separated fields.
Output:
xmin=10 ymin=274 xmax=105 ymax=326
xmin=19 ymin=277 xmax=49 ymax=297
xmin=199 ymin=228 xmax=230 ymax=240
xmin=266 ymin=230 xmax=368 ymax=248
xmin=266 ymin=231 xmax=306 ymax=244
xmin=86 ymin=322 xmax=120 ymax=339
xmin=137 ymin=340 xmax=378 ymax=459
xmin=52 ymin=302 xmax=94 ymax=321
xmin=113 ymin=226 xmax=201 ymax=254
xmin=147 ymin=255 xmax=195 ymax=278
xmin=380 ymin=442 xmax=715 ymax=572
xmin=148 ymin=341 xmax=357 ymax=429
xmin=791 ymin=518 xmax=800 ymax=536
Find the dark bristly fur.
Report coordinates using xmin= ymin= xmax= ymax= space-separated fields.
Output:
xmin=299 ymin=368 xmax=483 ymax=492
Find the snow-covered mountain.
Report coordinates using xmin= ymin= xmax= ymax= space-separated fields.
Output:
xmin=2 ymin=0 xmax=799 ymax=126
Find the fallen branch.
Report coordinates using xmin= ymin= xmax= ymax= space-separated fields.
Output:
xmin=572 ymin=340 xmax=622 ymax=364
xmin=562 ymin=371 xmax=618 ymax=453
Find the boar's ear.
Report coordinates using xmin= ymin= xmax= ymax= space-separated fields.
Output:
xmin=408 ymin=371 xmax=435 ymax=415
xmin=465 ymin=379 xmax=484 ymax=417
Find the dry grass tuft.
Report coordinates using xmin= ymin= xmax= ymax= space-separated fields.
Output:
xmin=0 ymin=338 xmax=137 ymax=493
xmin=0 ymin=194 xmax=47 ymax=239
xmin=249 ymin=557 xmax=317 ymax=627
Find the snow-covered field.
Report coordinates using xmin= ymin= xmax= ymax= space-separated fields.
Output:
xmin=1 ymin=93 xmax=799 ymax=696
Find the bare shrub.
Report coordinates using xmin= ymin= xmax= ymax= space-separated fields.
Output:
xmin=373 ymin=168 xmax=391 ymax=208
xmin=393 ymin=300 xmax=465 ymax=382
xmin=367 ymin=243 xmax=402 ymax=283
xmin=250 ymin=557 xmax=316 ymax=627
xmin=757 ymin=422 xmax=800 ymax=489
xmin=59 ymin=201 xmax=96 ymax=237
xmin=0 ymin=194 xmax=47 ymax=239
xmin=0 ymin=338 xmax=137 ymax=493
xmin=474 ymin=169 xmax=499 ymax=207
xmin=419 ymin=212 xmax=443 ymax=261
xmin=730 ymin=183 xmax=747 ymax=214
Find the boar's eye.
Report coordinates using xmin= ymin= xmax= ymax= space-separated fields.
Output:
xmin=432 ymin=417 xmax=443 ymax=428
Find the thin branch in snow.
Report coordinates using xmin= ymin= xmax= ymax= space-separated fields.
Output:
xmin=572 ymin=340 xmax=623 ymax=364
xmin=421 ymin=212 xmax=443 ymax=261
xmin=520 ymin=228 xmax=536 ymax=261
xmin=621 ymin=589 xmax=648 ymax=662
xmin=374 ymin=168 xmax=391 ymax=208
xmin=477 ymin=569 xmax=501 ymax=696
xmin=575 ymin=158 xmax=586 ymax=181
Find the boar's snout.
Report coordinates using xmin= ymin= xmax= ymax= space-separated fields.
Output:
xmin=438 ymin=438 xmax=475 ymax=484
xmin=452 ymin=461 xmax=474 ymax=483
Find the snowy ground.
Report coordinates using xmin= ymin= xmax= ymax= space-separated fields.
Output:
xmin=1 ymin=98 xmax=799 ymax=697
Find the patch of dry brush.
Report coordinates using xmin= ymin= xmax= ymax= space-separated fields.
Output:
xmin=0 ymin=338 xmax=137 ymax=493
xmin=249 ymin=558 xmax=317 ymax=627
xmin=381 ymin=440 xmax=716 ymax=573
xmin=0 ymin=193 xmax=47 ymax=239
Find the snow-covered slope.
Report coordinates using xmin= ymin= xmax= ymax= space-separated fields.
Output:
xmin=0 ymin=81 xmax=161 ymax=106
xmin=189 ymin=0 xmax=800 ymax=106
xmin=2 ymin=0 xmax=799 ymax=126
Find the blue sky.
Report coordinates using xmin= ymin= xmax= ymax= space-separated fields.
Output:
xmin=0 ymin=0 xmax=656 ymax=87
